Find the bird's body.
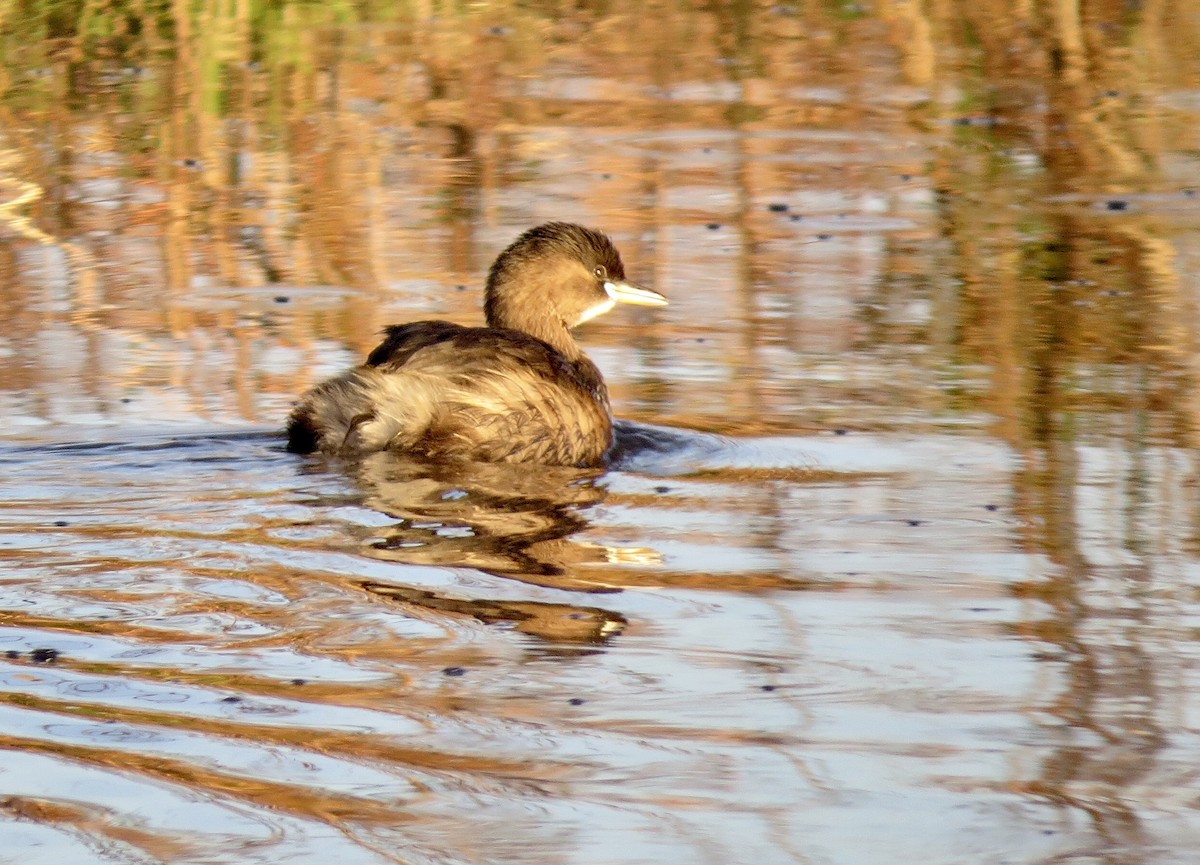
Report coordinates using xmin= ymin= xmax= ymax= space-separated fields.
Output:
xmin=286 ymin=321 xmax=613 ymax=465
xmin=286 ymin=223 xmax=667 ymax=466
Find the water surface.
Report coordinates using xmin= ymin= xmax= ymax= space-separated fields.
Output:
xmin=2 ymin=3 xmax=1200 ymax=863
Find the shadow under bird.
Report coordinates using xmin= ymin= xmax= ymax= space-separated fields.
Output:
xmin=286 ymin=222 xmax=668 ymax=467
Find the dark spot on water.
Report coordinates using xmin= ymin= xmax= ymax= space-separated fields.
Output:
xmin=53 ymin=520 xmax=69 ymax=527
xmin=442 ymin=666 xmax=467 ymax=677
xmin=221 ymin=696 xmax=242 ymax=703
xmin=4 ymin=650 xmax=20 ymax=659
xmin=455 ymin=285 xmax=467 ymax=292
xmin=953 ymin=117 xmax=972 ymax=126
xmin=706 ymin=223 xmax=721 ymax=230
xmin=655 ymin=486 xmax=672 ymax=494
xmin=984 ymin=504 xmax=999 ymax=511
xmin=816 ymin=234 xmax=833 ymax=241
xmin=968 ymin=607 xmax=1001 ymax=613
xmin=1105 ymin=289 xmax=1121 ymax=296
xmin=600 ymin=173 xmax=612 ymax=180
xmin=1103 ymin=90 xmax=1120 ymax=98
xmin=696 ymin=337 xmax=706 ymax=343
xmin=767 ymin=203 xmax=788 ymax=212
xmin=906 ymin=519 xmax=923 ymax=527
xmin=833 ymin=428 xmax=848 ymax=436
xmin=290 ymin=678 xmax=307 ymax=686
xmin=1185 ymin=188 xmax=1196 ymax=197
xmin=900 ymin=173 xmax=912 ymax=181
xmin=790 ymin=214 xmax=802 ymax=221
xmin=703 ymin=147 xmax=712 ymax=153
xmin=273 ymin=295 xmax=290 ymax=303
xmin=30 ymin=648 xmax=59 ymax=663
xmin=760 ymin=685 xmax=777 ymax=692
xmin=120 ymin=397 xmax=132 ymax=403
xmin=1105 ymin=199 xmax=1128 ymax=211
xmin=568 ymin=698 xmax=586 ymax=705
xmin=181 ymin=158 xmax=199 ymax=168
xmin=488 ymin=25 xmax=510 ymax=36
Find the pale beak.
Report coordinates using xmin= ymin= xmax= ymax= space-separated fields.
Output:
xmin=604 ymin=280 xmax=668 ymax=307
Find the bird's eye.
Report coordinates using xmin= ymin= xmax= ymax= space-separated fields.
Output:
xmin=593 ymin=265 xmax=607 ymax=280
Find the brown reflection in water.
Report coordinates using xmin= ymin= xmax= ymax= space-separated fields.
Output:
xmin=360 ymin=583 xmax=625 ymax=645
xmin=0 ymin=0 xmax=946 ymax=434
xmin=0 ymin=791 xmax=193 ymax=863
xmin=350 ymin=453 xmax=657 ymax=587
xmin=1008 ymin=271 xmax=1161 ymax=852
xmin=335 ymin=453 xmax=645 ymax=640
xmin=0 ymin=730 xmax=409 ymax=827
xmin=928 ymin=9 xmax=1198 ymax=855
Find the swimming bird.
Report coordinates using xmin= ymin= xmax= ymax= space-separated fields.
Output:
xmin=286 ymin=222 xmax=668 ymax=466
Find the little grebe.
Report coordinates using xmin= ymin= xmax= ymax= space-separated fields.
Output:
xmin=286 ymin=222 xmax=668 ymax=466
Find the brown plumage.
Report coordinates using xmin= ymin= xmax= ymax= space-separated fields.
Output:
xmin=286 ymin=222 xmax=668 ymax=466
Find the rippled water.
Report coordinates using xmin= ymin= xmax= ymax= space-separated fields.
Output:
xmin=3 ymin=2 xmax=1200 ymax=863
xmin=1 ymin=426 xmax=1036 ymax=864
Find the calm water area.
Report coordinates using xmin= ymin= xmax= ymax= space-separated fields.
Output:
xmin=2 ymin=2 xmax=1200 ymax=863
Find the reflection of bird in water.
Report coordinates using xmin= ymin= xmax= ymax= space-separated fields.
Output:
xmin=287 ymin=222 xmax=667 ymax=465
xmin=350 ymin=453 xmax=660 ymax=591
xmin=346 ymin=454 xmax=663 ymax=643
xmin=359 ymin=583 xmax=627 ymax=645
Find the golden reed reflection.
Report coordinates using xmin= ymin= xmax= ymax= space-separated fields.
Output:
xmin=916 ymin=3 xmax=1199 ymax=846
xmin=0 ymin=0 xmax=1195 ymax=436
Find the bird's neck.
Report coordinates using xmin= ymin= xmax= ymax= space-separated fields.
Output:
xmin=487 ymin=297 xmax=610 ymax=408
xmin=487 ymin=302 xmax=583 ymax=362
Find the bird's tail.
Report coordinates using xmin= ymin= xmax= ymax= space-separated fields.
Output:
xmin=286 ymin=368 xmax=438 ymax=455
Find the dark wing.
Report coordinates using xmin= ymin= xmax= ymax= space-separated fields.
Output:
xmin=367 ymin=323 xmax=588 ymax=389
xmin=366 ymin=321 xmax=468 ymax=369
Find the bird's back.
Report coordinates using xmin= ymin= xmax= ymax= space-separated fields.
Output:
xmin=286 ymin=321 xmax=614 ymax=466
